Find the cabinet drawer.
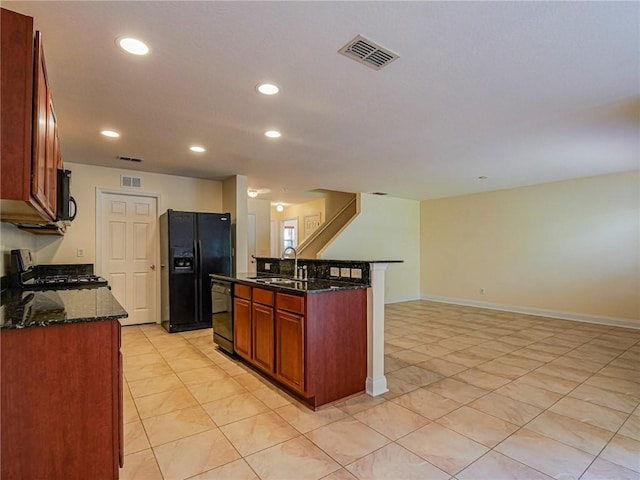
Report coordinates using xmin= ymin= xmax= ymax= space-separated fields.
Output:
xmin=277 ymin=292 xmax=305 ymax=314
xmin=253 ymin=288 xmax=274 ymax=306
xmin=235 ymin=283 xmax=251 ymax=300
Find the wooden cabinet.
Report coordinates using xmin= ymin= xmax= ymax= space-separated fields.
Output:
xmin=233 ymin=286 xmax=252 ymax=360
xmin=0 ymin=320 xmax=123 ymax=479
xmin=304 ymin=290 xmax=367 ymax=408
xmin=1 ymin=8 xmax=61 ymax=224
xmin=252 ymin=288 xmax=275 ymax=373
xmin=252 ymin=303 xmax=274 ymax=372
xmin=275 ymin=308 xmax=305 ymax=393
xmin=233 ymin=282 xmax=367 ymax=409
xmin=233 ymin=285 xmax=275 ymax=373
xmin=45 ymin=87 xmax=61 ymax=216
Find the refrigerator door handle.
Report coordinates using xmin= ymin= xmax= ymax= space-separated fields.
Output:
xmin=193 ymin=240 xmax=199 ymax=312
xmin=194 ymin=240 xmax=200 ymax=276
xmin=195 ymin=239 xmax=203 ymax=322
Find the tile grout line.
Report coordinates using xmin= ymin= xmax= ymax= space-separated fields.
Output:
xmin=119 ymin=305 xmax=640 ymax=479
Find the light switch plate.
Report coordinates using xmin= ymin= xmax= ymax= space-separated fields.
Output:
xmin=330 ymin=267 xmax=340 ymax=277
xmin=351 ymin=268 xmax=362 ymax=279
xmin=340 ymin=267 xmax=351 ymax=278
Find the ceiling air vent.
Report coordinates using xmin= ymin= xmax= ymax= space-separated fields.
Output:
xmin=338 ymin=35 xmax=399 ymax=70
xmin=118 ymin=155 xmax=142 ymax=163
xmin=121 ymin=175 xmax=142 ymax=189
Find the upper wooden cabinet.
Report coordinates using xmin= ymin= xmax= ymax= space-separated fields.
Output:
xmin=1 ymin=8 xmax=61 ymax=224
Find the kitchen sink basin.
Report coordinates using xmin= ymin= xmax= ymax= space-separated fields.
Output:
xmin=251 ymin=276 xmax=307 ymax=284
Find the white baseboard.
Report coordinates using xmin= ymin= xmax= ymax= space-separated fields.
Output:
xmin=420 ymin=294 xmax=640 ymax=330
xmin=365 ymin=376 xmax=389 ymax=397
xmin=385 ymin=295 xmax=421 ymax=305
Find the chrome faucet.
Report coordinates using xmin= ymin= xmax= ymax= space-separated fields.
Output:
xmin=281 ymin=246 xmax=298 ymax=279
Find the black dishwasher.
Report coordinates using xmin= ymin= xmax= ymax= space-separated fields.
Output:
xmin=211 ymin=279 xmax=234 ymax=355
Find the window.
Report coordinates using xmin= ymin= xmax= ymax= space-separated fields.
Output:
xmin=281 ymin=219 xmax=297 ymax=254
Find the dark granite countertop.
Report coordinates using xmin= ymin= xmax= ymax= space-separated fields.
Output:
xmin=254 ymin=257 xmax=403 ymax=263
xmin=210 ymin=272 xmax=370 ymax=293
xmin=0 ymin=287 xmax=128 ymax=330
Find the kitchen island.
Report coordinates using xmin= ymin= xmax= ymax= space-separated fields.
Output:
xmin=212 ymin=271 xmax=368 ymax=409
xmin=251 ymin=257 xmax=403 ymax=399
xmin=0 ymin=287 xmax=127 ymax=480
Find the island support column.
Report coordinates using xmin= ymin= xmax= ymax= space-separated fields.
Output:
xmin=366 ymin=262 xmax=389 ymax=396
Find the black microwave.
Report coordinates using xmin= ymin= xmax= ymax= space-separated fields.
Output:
xmin=57 ymin=169 xmax=77 ymax=223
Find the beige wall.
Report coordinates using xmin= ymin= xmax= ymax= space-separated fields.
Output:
xmin=421 ymin=170 xmax=640 ymax=324
xmin=33 ymin=162 xmax=223 ymax=266
xmin=248 ymin=198 xmax=272 ymax=258
xmin=271 ymin=198 xmax=326 ymax=252
xmin=321 ymin=193 xmax=421 ymax=303
xmin=0 ymin=223 xmax=37 ymax=274
xmin=320 ymin=190 xmax=355 ymax=220
xmin=223 ymin=175 xmax=248 ymax=273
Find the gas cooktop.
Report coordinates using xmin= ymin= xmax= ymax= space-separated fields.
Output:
xmin=10 ymin=249 xmax=109 ymax=291
xmin=20 ymin=274 xmax=109 ymax=290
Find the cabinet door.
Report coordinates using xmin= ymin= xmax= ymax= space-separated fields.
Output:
xmin=252 ymin=303 xmax=274 ymax=373
xmin=0 ymin=321 xmax=119 ymax=478
xmin=45 ymin=92 xmax=58 ymax=218
xmin=31 ymin=32 xmax=49 ymax=215
xmin=233 ymin=297 xmax=252 ymax=360
xmin=117 ymin=348 xmax=124 ymax=468
xmin=276 ymin=309 xmax=305 ymax=393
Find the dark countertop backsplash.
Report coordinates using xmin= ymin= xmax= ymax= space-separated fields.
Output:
xmin=1 ymin=263 xmax=96 ymax=290
xmin=255 ymin=257 xmax=371 ymax=286
xmin=33 ymin=263 xmax=95 ymax=277
xmin=211 ymin=272 xmax=369 ymax=294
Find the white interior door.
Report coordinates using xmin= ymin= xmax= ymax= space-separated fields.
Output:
xmin=100 ymin=192 xmax=157 ymax=326
xmin=248 ymin=213 xmax=257 ymax=274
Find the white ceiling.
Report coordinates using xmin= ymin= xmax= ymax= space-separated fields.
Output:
xmin=5 ymin=1 xmax=639 ymax=203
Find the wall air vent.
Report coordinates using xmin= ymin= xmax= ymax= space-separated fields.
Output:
xmin=338 ymin=35 xmax=399 ymax=70
xmin=121 ymin=175 xmax=142 ymax=189
xmin=118 ymin=155 xmax=142 ymax=163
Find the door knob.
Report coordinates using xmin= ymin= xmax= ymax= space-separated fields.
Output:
xmin=150 ymin=264 xmax=156 ymax=270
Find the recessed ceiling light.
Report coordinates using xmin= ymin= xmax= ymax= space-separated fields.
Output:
xmin=247 ymin=189 xmax=258 ymax=198
xmin=101 ymin=130 xmax=120 ymax=138
xmin=190 ymin=146 xmax=205 ymax=153
xmin=117 ymin=37 xmax=150 ymax=55
xmin=276 ymin=204 xmax=284 ymax=212
xmin=256 ymin=83 xmax=279 ymax=95
xmin=264 ymin=130 xmax=281 ymax=138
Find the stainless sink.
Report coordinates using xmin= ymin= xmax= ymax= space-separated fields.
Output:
xmin=251 ymin=276 xmax=307 ymax=284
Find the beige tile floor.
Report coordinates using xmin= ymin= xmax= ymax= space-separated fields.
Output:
xmin=119 ymin=301 xmax=640 ymax=480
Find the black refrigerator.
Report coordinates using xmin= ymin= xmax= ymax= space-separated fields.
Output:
xmin=160 ymin=210 xmax=232 ymax=333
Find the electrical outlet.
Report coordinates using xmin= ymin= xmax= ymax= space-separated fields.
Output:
xmin=265 ymin=263 xmax=271 ymax=271
xmin=77 ymin=248 xmax=85 ymax=257
xmin=351 ymin=268 xmax=362 ymax=279
xmin=340 ymin=267 xmax=351 ymax=278
xmin=330 ymin=267 xmax=340 ymax=277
